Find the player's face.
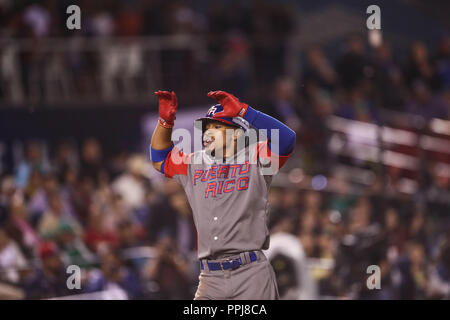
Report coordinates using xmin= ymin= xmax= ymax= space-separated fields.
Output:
xmin=203 ymin=121 xmax=237 ymax=157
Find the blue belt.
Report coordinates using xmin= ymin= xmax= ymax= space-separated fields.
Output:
xmin=200 ymin=251 xmax=258 ymax=271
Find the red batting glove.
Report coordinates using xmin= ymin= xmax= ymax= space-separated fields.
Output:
xmin=207 ymin=90 xmax=249 ymax=118
xmin=155 ymin=90 xmax=178 ymax=128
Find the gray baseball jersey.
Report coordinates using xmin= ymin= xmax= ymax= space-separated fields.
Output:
xmin=164 ymin=140 xmax=290 ymax=259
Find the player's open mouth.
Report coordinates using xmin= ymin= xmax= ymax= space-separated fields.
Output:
xmin=203 ymin=137 xmax=214 ymax=148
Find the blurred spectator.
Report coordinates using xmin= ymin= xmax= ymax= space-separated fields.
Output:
xmin=79 ymin=138 xmax=104 ymax=186
xmin=144 ymin=235 xmax=192 ymax=299
xmin=336 ymin=35 xmax=374 ymax=90
xmin=57 ymin=223 xmax=95 ymax=267
xmin=406 ymin=80 xmax=448 ymax=119
xmin=83 ymin=205 xmax=119 ymax=253
xmin=216 ymin=34 xmax=252 ymax=98
xmin=168 ymin=191 xmax=196 ymax=255
xmin=70 ymin=174 xmax=95 ymax=227
xmin=6 ymin=193 xmax=40 ymax=256
xmin=27 ymin=174 xmax=60 ymax=225
xmin=298 ymin=83 xmax=334 ymax=174
xmin=335 ymin=86 xmax=377 ymax=122
xmin=434 ymin=36 xmax=450 ymax=91
xmin=393 ymin=241 xmax=428 ymax=299
xmin=84 ymin=248 xmax=143 ymax=299
xmin=269 ymin=77 xmax=301 ymax=132
xmin=0 ymin=177 xmax=15 ymax=226
xmin=404 ymin=41 xmax=438 ymax=91
xmin=37 ymin=192 xmax=81 ymax=239
xmin=116 ymin=219 xmax=145 ymax=250
xmin=15 ymin=141 xmax=49 ymax=189
xmin=0 ymin=227 xmax=28 ymax=284
xmin=144 ymin=180 xmax=179 ymax=244
xmin=112 ymin=155 xmax=149 ymax=211
xmin=428 ymin=236 xmax=450 ymax=299
xmin=51 ymin=140 xmax=78 ymax=185
xmin=384 ymin=207 xmax=408 ymax=256
xmin=23 ymin=241 xmax=71 ymax=299
xmin=114 ymin=2 xmax=143 ymax=37
xmin=372 ymin=43 xmax=408 ymax=110
xmin=303 ymin=46 xmax=337 ymax=92
xmin=23 ymin=3 xmax=51 ymax=39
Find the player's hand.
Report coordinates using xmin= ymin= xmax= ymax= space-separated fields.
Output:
xmin=155 ymin=90 xmax=178 ymax=128
xmin=207 ymin=90 xmax=249 ymax=118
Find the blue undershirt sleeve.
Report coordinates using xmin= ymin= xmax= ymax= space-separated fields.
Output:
xmin=243 ymin=106 xmax=296 ymax=156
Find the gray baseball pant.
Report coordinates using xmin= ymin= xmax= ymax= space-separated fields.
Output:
xmin=194 ymin=251 xmax=279 ymax=300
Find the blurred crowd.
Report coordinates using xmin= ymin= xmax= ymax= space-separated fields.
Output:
xmin=0 ymin=138 xmax=200 ymax=299
xmin=0 ymin=1 xmax=449 ymax=119
xmin=0 ymin=136 xmax=449 ymax=299
xmin=0 ymin=0 xmax=295 ymax=103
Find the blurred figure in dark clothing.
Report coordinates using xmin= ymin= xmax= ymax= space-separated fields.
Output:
xmin=393 ymin=240 xmax=428 ymax=299
xmin=303 ymin=46 xmax=337 ymax=92
xmin=426 ymin=164 xmax=450 ymax=216
xmin=23 ymin=241 xmax=71 ymax=299
xmin=79 ymin=138 xmax=105 ymax=186
xmin=404 ymin=41 xmax=438 ymax=91
xmin=117 ymin=219 xmax=145 ymax=250
xmin=433 ymin=36 xmax=450 ymax=91
xmin=85 ymin=248 xmax=143 ymax=299
xmin=372 ymin=43 xmax=408 ymax=110
xmin=406 ymin=80 xmax=448 ymax=119
xmin=428 ymin=235 xmax=450 ymax=299
xmin=0 ymin=177 xmax=16 ymax=227
xmin=144 ymin=179 xmax=181 ymax=244
xmin=251 ymin=2 xmax=294 ymax=89
xmin=298 ymin=82 xmax=334 ymax=174
xmin=114 ymin=1 xmax=144 ymax=37
xmin=268 ymin=77 xmax=301 ymax=132
xmin=83 ymin=206 xmax=119 ymax=253
xmin=216 ymin=34 xmax=252 ymax=98
xmin=336 ymin=35 xmax=373 ymax=90
xmin=145 ymin=196 xmax=177 ymax=245
xmin=408 ymin=210 xmax=429 ymax=249
xmin=335 ymin=86 xmax=377 ymax=122
xmin=3 ymin=194 xmax=40 ymax=258
xmin=384 ymin=207 xmax=408 ymax=256
xmin=51 ymin=140 xmax=78 ymax=185
xmin=168 ymin=191 xmax=196 ymax=255
xmin=144 ymin=235 xmax=191 ymax=299
xmin=142 ymin=0 xmax=168 ymax=36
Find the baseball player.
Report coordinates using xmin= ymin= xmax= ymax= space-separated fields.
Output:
xmin=150 ymin=90 xmax=296 ymax=300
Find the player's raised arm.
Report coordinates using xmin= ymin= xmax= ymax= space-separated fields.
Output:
xmin=150 ymin=90 xmax=177 ymax=173
xmin=207 ymin=90 xmax=296 ymax=156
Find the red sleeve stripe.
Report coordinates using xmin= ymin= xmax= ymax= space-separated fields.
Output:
xmin=255 ymin=140 xmax=292 ymax=169
xmin=164 ymin=147 xmax=190 ymax=178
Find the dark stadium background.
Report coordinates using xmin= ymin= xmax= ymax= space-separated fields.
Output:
xmin=0 ymin=0 xmax=449 ymax=299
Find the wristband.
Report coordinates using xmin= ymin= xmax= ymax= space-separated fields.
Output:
xmin=150 ymin=145 xmax=174 ymax=162
xmin=238 ymin=106 xmax=248 ymax=117
xmin=158 ymin=118 xmax=174 ymax=129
